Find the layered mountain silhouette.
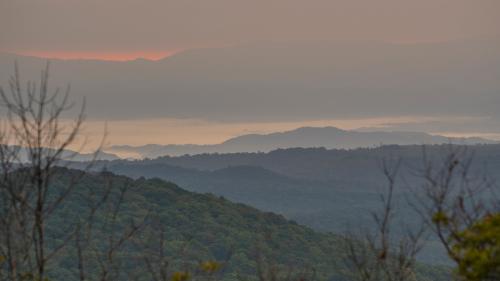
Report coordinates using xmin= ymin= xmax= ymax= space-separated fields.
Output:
xmin=7 ymin=146 xmax=120 ymax=162
xmin=70 ymin=143 xmax=500 ymax=265
xmin=108 ymin=126 xmax=495 ymax=158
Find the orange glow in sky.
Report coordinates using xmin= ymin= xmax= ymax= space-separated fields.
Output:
xmin=14 ymin=50 xmax=179 ymax=61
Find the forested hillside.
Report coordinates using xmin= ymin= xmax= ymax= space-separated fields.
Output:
xmin=44 ymin=168 xmax=448 ymax=281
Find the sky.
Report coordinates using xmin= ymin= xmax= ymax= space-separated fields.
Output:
xmin=1 ymin=0 xmax=500 ymax=148
xmin=2 ymin=0 xmax=500 ymax=59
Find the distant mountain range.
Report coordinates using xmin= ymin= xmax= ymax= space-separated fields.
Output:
xmin=61 ymin=149 xmax=119 ymax=161
xmin=107 ymin=126 xmax=496 ymax=158
xmin=9 ymin=146 xmax=120 ymax=162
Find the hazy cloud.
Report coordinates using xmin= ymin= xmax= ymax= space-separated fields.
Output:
xmin=2 ymin=0 xmax=500 ymax=54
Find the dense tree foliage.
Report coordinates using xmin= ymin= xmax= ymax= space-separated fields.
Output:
xmin=452 ymin=213 xmax=500 ymax=281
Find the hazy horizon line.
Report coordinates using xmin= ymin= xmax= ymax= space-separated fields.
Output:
xmin=4 ymin=37 xmax=498 ymax=62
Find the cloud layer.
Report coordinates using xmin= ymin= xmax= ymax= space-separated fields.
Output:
xmin=2 ymin=0 xmax=499 ymax=54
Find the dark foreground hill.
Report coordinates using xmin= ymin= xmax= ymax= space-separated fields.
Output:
xmin=45 ymin=168 xmax=447 ymax=281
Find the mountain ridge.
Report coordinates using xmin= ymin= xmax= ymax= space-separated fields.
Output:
xmin=107 ymin=126 xmax=496 ymax=158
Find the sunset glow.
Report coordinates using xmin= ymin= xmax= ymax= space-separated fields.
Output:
xmin=13 ymin=50 xmax=180 ymax=61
